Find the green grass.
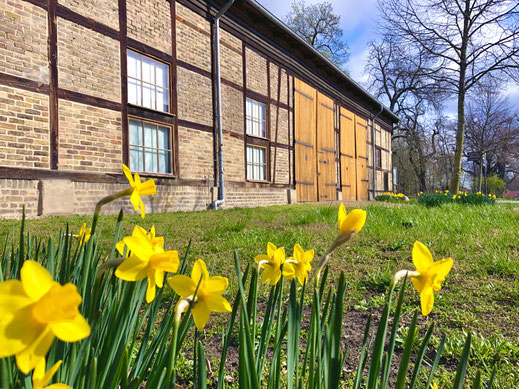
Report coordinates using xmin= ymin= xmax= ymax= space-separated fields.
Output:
xmin=1 ymin=202 xmax=518 ymax=387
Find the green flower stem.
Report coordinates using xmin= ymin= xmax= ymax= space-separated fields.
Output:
xmin=314 ymin=230 xmax=354 ymax=284
xmin=95 ymin=258 xmax=125 ymax=280
xmin=91 ymin=187 xmax=133 ymax=235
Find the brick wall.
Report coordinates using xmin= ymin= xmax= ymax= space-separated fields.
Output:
xmin=127 ymin=0 xmax=172 ymax=55
xmin=58 ymin=0 xmax=119 ymax=30
xmin=0 ymin=179 xmax=39 ymax=218
xmin=57 ymin=17 xmax=121 ymax=102
xmin=0 ymin=0 xmax=49 ymax=83
xmin=223 ymin=135 xmax=244 ymax=182
xmin=0 ymin=86 xmax=49 ymax=168
xmin=220 ymin=30 xmax=243 ymax=86
xmin=177 ymin=126 xmax=213 ymax=180
xmin=245 ymin=47 xmax=268 ymax=96
xmin=58 ymin=99 xmax=122 ymax=173
xmin=176 ymin=3 xmax=211 ymax=71
xmin=177 ymin=66 xmax=213 ymax=126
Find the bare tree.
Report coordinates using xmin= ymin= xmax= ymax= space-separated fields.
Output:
xmin=465 ymin=81 xmax=519 ymax=187
xmin=380 ymin=0 xmax=519 ymax=193
xmin=366 ymin=34 xmax=446 ymax=191
xmin=284 ymin=0 xmax=350 ymax=69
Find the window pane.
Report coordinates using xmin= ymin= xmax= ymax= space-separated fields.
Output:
xmin=156 ymin=88 xmax=168 ymax=112
xmin=145 ymin=149 xmax=157 ymax=173
xmin=259 ymin=164 xmax=265 ymax=180
xmin=142 ymin=84 xmax=155 ymax=109
xmin=254 ymin=164 xmax=259 ymax=180
xmin=129 ymin=146 xmax=143 ymax=172
xmin=144 ymin=123 xmax=157 ymax=148
xmin=247 ymin=146 xmax=252 ymax=161
xmin=246 ymin=98 xmax=252 ymax=116
xmin=259 ymin=120 xmax=265 ymax=137
xmin=247 ymin=164 xmax=252 ymax=180
xmin=129 ymin=120 xmax=143 ymax=146
xmin=142 ymin=56 xmax=155 ymax=84
xmin=158 ymin=150 xmax=170 ymax=173
xmin=259 ymin=147 xmax=265 ymax=164
xmin=158 ymin=126 xmax=169 ymax=149
xmin=156 ymin=63 xmax=168 ymax=88
xmin=259 ymin=103 xmax=265 ymax=121
xmin=127 ymin=51 xmax=141 ymax=79
xmin=128 ymin=79 xmax=141 ymax=106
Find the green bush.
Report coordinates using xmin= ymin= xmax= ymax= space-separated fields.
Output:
xmin=418 ymin=191 xmax=496 ymax=207
xmin=375 ymin=192 xmax=407 ymax=202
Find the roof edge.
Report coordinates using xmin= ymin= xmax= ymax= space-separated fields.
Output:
xmin=243 ymin=0 xmax=399 ymax=123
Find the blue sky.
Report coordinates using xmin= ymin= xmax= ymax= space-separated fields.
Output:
xmin=256 ymin=0 xmax=519 ymax=116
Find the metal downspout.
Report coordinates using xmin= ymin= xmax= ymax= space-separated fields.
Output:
xmin=372 ymin=104 xmax=383 ymax=200
xmin=211 ymin=0 xmax=236 ymax=210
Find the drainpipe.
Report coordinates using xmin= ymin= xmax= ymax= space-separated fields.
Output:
xmin=372 ymin=103 xmax=383 ymax=200
xmin=211 ymin=0 xmax=236 ymax=210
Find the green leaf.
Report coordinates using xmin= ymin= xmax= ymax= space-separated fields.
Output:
xmin=452 ymin=333 xmax=472 ymax=389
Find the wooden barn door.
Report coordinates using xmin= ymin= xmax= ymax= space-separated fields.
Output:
xmin=339 ymin=107 xmax=357 ymax=201
xmin=355 ymin=116 xmax=369 ymax=200
xmin=294 ymin=79 xmax=317 ymax=202
xmin=316 ymin=92 xmax=336 ymax=201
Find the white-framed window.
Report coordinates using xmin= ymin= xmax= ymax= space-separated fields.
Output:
xmin=246 ymin=97 xmax=266 ymax=137
xmin=246 ymin=145 xmax=267 ymax=181
xmin=129 ymin=119 xmax=171 ymax=174
xmin=127 ymin=50 xmax=170 ymax=112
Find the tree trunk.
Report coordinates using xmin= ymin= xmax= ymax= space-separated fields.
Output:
xmin=478 ymin=158 xmax=483 ymax=191
xmin=450 ymin=82 xmax=466 ymax=193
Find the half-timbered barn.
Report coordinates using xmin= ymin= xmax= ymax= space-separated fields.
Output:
xmin=0 ymin=0 xmax=398 ymax=217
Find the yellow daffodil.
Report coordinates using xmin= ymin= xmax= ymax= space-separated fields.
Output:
xmin=432 ymin=383 xmax=439 ymax=389
xmin=338 ymin=203 xmax=366 ymax=235
xmin=73 ymin=223 xmax=91 ymax=244
xmin=122 ymin=164 xmax=156 ymax=219
xmin=492 ymin=194 xmax=496 ymax=199
xmin=167 ymin=259 xmax=231 ymax=330
xmin=115 ymin=225 xmax=179 ymax=303
xmin=410 ymin=241 xmax=453 ymax=316
xmin=254 ymin=242 xmax=286 ymax=286
xmin=32 ymin=359 xmax=71 ymax=389
xmin=0 ymin=261 xmax=90 ymax=374
xmin=283 ymin=244 xmax=314 ymax=286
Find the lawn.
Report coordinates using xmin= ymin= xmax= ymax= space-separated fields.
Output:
xmin=1 ymin=202 xmax=518 ymax=387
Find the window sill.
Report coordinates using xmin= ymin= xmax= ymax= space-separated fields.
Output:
xmin=128 ymin=104 xmax=176 ymax=117
xmin=246 ymin=179 xmax=270 ymax=184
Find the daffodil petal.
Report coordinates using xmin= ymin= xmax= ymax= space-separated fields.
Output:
xmin=429 ymin=258 xmax=453 ymax=291
xmin=254 ymin=254 xmax=269 ymax=264
xmin=139 ymin=198 xmax=146 ymax=219
xmin=412 ymin=241 xmax=434 ymax=273
xmin=204 ymin=294 xmax=232 ymax=312
xmin=192 ymin=301 xmax=211 ymax=330
xmin=0 ymin=305 xmax=42 ymax=358
xmin=293 ymin=244 xmax=303 ymax=261
xmin=339 ymin=209 xmax=366 ymax=234
xmin=122 ymin=233 xmax=154 ymax=262
xmin=204 ymin=276 xmax=228 ymax=295
xmin=154 ymin=269 xmax=164 ymax=289
xmin=282 ymin=263 xmax=296 ymax=279
xmin=35 ymin=360 xmax=63 ymax=388
xmin=191 ymin=260 xmax=209 ymax=285
xmin=304 ymin=248 xmax=314 ymax=263
xmin=410 ymin=275 xmax=427 ymax=294
xmin=338 ymin=203 xmax=347 ymax=228
xmin=50 ymin=314 xmax=90 ymax=342
xmin=149 ymin=251 xmax=179 ymax=273
xmin=45 ymin=384 xmax=73 ymax=389
xmin=115 ymin=240 xmax=127 ymax=257
xmin=21 ymin=261 xmax=54 ymax=301
xmin=420 ymin=288 xmax=434 ymax=316
xmin=146 ymin=276 xmax=156 ymax=303
xmin=130 ymin=190 xmax=140 ymax=211
xmin=139 ymin=179 xmax=156 ymax=196
xmin=114 ymin=256 xmax=148 ymax=282
xmin=16 ymin=327 xmax=55 ymax=374
xmin=0 ymin=280 xmax=32 ymax=315
xmin=267 ymin=242 xmax=277 ymax=258
xmin=167 ymin=275 xmax=196 ymax=298
xmin=274 ymin=247 xmax=285 ymax=264
xmin=123 ymin=164 xmax=135 ymax=186
xmin=296 ymin=271 xmax=308 ymax=287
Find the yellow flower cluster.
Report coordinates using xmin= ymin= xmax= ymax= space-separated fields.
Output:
xmin=381 ymin=192 xmax=405 ymax=198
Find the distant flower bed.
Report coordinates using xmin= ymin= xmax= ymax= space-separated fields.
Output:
xmin=418 ymin=190 xmax=496 ymax=207
xmin=375 ymin=192 xmax=407 ymax=202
